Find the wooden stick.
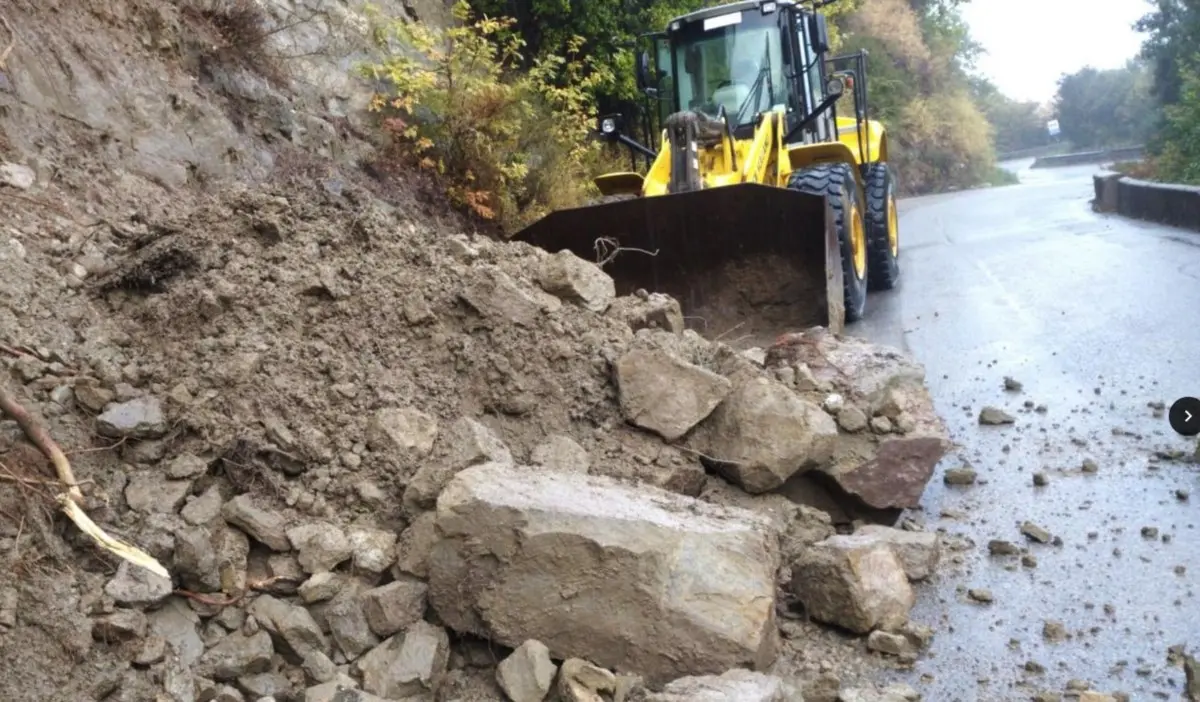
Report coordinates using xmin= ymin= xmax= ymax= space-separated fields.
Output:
xmin=0 ymin=385 xmax=83 ymax=504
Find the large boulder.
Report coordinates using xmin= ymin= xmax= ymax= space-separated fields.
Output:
xmin=614 ymin=347 xmax=732 ymax=441
xmin=789 ymin=534 xmax=914 ymax=634
xmin=689 ymin=376 xmax=838 ymax=493
xmin=427 ymin=463 xmax=781 ymax=685
xmin=765 ymin=329 xmax=950 ymax=509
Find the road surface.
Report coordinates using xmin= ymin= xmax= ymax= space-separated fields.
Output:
xmin=857 ymin=160 xmax=1200 ymax=700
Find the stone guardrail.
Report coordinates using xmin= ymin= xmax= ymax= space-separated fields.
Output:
xmin=1030 ymin=145 xmax=1145 ymax=169
xmin=1093 ymin=173 xmax=1200 ymax=231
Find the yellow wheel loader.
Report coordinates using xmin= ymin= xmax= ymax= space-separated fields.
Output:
xmin=511 ymin=0 xmax=900 ymax=333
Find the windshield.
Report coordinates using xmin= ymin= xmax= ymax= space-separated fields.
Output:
xmin=671 ymin=10 xmax=786 ymax=125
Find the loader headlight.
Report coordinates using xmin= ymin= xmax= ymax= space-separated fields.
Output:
xmin=601 ymin=117 xmax=617 ymax=134
xmin=597 ymin=113 xmax=623 ymax=141
xmin=825 ymin=76 xmax=845 ymax=97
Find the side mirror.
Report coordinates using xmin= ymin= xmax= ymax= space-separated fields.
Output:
xmin=636 ymin=52 xmax=651 ymax=92
xmin=809 ymin=14 xmax=830 ymax=54
xmin=597 ymin=113 xmax=624 ymax=141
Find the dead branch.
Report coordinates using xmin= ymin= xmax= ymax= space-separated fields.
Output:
xmin=593 ymin=236 xmax=659 ymax=267
xmin=0 ymin=382 xmax=169 ymax=579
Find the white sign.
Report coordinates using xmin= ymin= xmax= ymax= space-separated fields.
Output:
xmin=1047 ymin=119 xmax=1061 ymax=137
xmin=703 ymin=12 xmax=743 ymax=31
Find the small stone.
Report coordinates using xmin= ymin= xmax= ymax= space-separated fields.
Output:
xmin=1042 ymin=619 xmax=1067 ymax=642
xmin=557 ymin=658 xmax=616 ymax=702
xmin=1032 ymin=471 xmax=1048 ymax=486
xmin=0 ymin=162 xmax=36 ymax=189
xmin=124 ymin=471 xmax=192 ymax=514
xmin=988 ymin=539 xmax=1019 ymax=556
xmin=1020 ymin=521 xmax=1052 ymax=543
xmin=104 ymin=561 xmax=173 ymax=607
xmin=92 ymin=609 xmax=148 ymax=641
xmin=1003 ymin=376 xmax=1023 ymax=392
xmin=530 ymin=435 xmax=590 ymax=473
xmin=287 ymin=523 xmax=352 ymax=573
xmin=393 ymin=511 xmax=438 ymax=578
xmin=1022 ymin=554 xmax=1038 ymax=568
xmin=222 ymin=495 xmax=290 ymax=551
xmin=1081 ymin=458 xmax=1099 ymax=473
xmin=967 ymin=588 xmax=993 ymax=603
xmin=837 ymin=406 xmax=869 ymax=433
xmin=181 ymin=485 xmax=225 ymax=525
xmin=168 ymin=454 xmax=210 ymax=479
xmin=134 ymin=635 xmax=166 ymax=666
xmin=298 ymin=572 xmax=345 ymax=604
xmin=1140 ymin=526 xmax=1159 ymax=539
xmin=360 ymin=577 xmax=428 ymax=638
xmin=348 ymin=528 xmax=397 ymax=574
xmin=1176 ymin=488 xmax=1190 ymax=501
xmin=866 ymin=630 xmax=914 ymax=657
xmin=944 ymin=466 xmax=977 ymax=485
xmin=979 ymin=406 xmax=1015 ymax=425
xmin=496 ymin=639 xmax=557 ymax=702
xmin=536 ymin=249 xmax=616 ymax=313
xmin=365 ymin=407 xmax=439 ymax=457
xmin=355 ymin=620 xmax=449 ymax=699
xmin=324 ymin=593 xmax=380 ymax=660
xmin=869 ymin=416 xmax=893 ymax=434
xmin=195 ymin=630 xmax=274 ymax=681
xmin=97 ymin=397 xmax=168 ymax=439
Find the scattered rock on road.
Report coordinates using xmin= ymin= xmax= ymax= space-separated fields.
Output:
xmin=979 ymin=406 xmax=1015 ymax=425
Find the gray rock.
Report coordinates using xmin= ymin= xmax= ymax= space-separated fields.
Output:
xmin=365 ymin=407 xmax=439 ymax=457
xmin=393 ymin=511 xmax=438 ymax=578
xmin=866 ymin=630 xmax=915 ymax=657
xmin=347 ymin=528 xmax=396 ymax=574
xmin=557 ymin=658 xmax=616 ymax=702
xmin=638 ymin=669 xmax=797 ymax=701
xmin=614 ymin=347 xmax=732 ymax=441
xmin=104 ymin=561 xmax=173 ymax=607
xmin=237 ymin=672 xmax=293 ymax=699
xmin=979 ymin=406 xmax=1015 ymax=425
xmin=0 ymin=162 xmax=36 ymax=190
xmin=790 ymin=535 xmax=914 ymax=634
xmin=428 ymin=463 xmax=780 ymax=685
xmin=848 ymin=525 xmax=940 ymax=581
xmin=167 ymin=453 xmax=210 ymax=479
xmin=124 ymin=471 xmax=192 ymax=514
xmin=92 ymin=609 xmax=148 ymax=641
xmin=355 ymin=620 xmax=450 ymax=699
xmin=461 ymin=265 xmax=559 ymax=326
xmin=530 ymin=435 xmax=590 ymax=473
xmin=287 ymin=523 xmax=352 ymax=573
xmin=837 ymin=407 xmax=869 ymax=433
xmin=298 ymin=572 xmax=346 ymax=604
xmin=360 ymin=577 xmax=428 ymax=638
xmin=402 ymin=417 xmax=512 ymax=511
xmin=148 ymin=599 xmax=205 ymax=665
xmin=690 ymin=376 xmax=838 ymax=494
xmin=536 ymin=249 xmax=616 ymax=313
xmin=496 ymin=639 xmax=557 ymax=702
xmin=97 ymin=397 xmax=168 ymax=439
xmin=303 ymin=679 xmax=389 ymax=702
xmin=247 ymin=594 xmax=329 ymax=661
xmin=181 ymin=485 xmax=225 ymax=525
xmin=195 ymin=630 xmax=274 ymax=681
xmin=222 ymin=495 xmax=291 ymax=551
xmin=324 ymin=593 xmax=379 ymax=660
xmin=607 ymin=292 xmax=685 ymax=333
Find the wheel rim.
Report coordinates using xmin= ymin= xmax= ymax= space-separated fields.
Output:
xmin=850 ymin=196 xmax=867 ymax=280
xmin=887 ymin=187 xmax=899 ymax=257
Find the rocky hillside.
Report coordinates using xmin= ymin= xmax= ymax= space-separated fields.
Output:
xmin=1 ymin=2 xmax=956 ymax=701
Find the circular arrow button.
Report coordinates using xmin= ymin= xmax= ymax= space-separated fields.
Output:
xmin=1168 ymin=397 xmax=1200 ymax=437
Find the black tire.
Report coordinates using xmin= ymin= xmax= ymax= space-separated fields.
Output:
xmin=863 ymin=162 xmax=900 ymax=290
xmin=787 ymin=162 xmax=869 ymax=323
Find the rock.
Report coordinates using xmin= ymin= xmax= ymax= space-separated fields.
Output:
xmin=638 ymin=669 xmax=796 ymax=701
xmin=124 ymin=471 xmax=192 ymax=514
xmin=393 ymin=511 xmax=438 ymax=578
xmin=530 ymin=434 xmax=590 ymax=473
xmin=1003 ymin=376 xmax=1023 ymax=392
xmin=496 ymin=639 xmax=557 ymax=702
xmin=428 ymin=463 xmax=780 ymax=684
xmin=247 ymin=594 xmax=329 ymax=661
xmin=988 ymin=539 xmax=1020 ymax=555
xmin=196 ymin=630 xmax=274 ymax=681
xmin=181 ymin=485 xmax=225 ymax=525
xmin=837 ymin=407 xmax=869 ymax=433
xmin=866 ymin=630 xmax=914 ymax=657
xmin=0 ymin=162 xmax=36 ymax=189
xmin=167 ymin=453 xmax=210 ymax=479
xmin=96 ymin=397 xmax=168 ymax=439
xmin=614 ymin=347 xmax=732 ymax=441
xmin=304 ymin=680 xmax=390 ymax=702
xmin=1042 ymin=619 xmax=1067 ymax=642
xmin=967 ymin=588 xmax=993 ymax=603
xmin=802 ymin=673 xmax=841 ymax=702
xmin=324 ymin=593 xmax=379 ymax=660
xmin=298 ymin=572 xmax=345 ymax=604
xmin=978 ymin=406 xmax=1015 ymax=425
xmin=92 ymin=609 xmax=148 ymax=641
xmin=361 ymin=577 xmax=428 ymax=637
xmin=104 ymin=561 xmax=173 ymax=607
xmin=355 ymin=620 xmax=450 ymax=699
xmin=402 ymin=417 xmax=512 ymax=511
xmin=73 ymin=379 xmax=115 ymax=412
xmin=174 ymin=524 xmax=249 ymax=593
xmin=1082 ymin=458 xmax=1099 ymax=473
xmin=147 ymin=599 xmax=205 ymax=666
xmin=850 ymin=525 xmax=940 ymax=581
xmin=558 ymin=658 xmax=616 ymax=702
xmin=287 ymin=523 xmax=352 ymax=574
xmin=1032 ymin=471 xmax=1048 ymax=486
xmin=943 ymin=466 xmax=977 ymax=485
xmin=689 ymin=376 xmax=837 ymax=494
xmin=1078 ymin=693 xmax=1117 ymax=702
xmin=222 ymin=495 xmax=291 ymax=551
xmin=347 ymin=528 xmax=397 ymax=574
xmin=789 ymin=536 xmax=914 ymax=634
xmin=1020 ymin=521 xmax=1052 ymax=544
xmin=1184 ymin=652 xmax=1199 ymax=701
xmin=536 ymin=249 xmax=616 ymax=312
xmin=461 ymin=265 xmax=554 ymax=326
xmin=869 ymin=416 xmax=893 ymax=434
xmin=607 ymin=292 xmax=685 ymax=333
xmin=364 ymin=407 xmax=438 ymax=457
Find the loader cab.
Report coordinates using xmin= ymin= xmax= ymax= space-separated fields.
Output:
xmin=642 ymin=0 xmax=838 ymax=143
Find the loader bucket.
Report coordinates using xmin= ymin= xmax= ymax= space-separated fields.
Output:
xmin=511 ymin=183 xmax=846 ymax=337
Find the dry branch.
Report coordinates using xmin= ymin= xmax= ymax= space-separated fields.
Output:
xmin=0 ymin=383 xmax=170 ymax=580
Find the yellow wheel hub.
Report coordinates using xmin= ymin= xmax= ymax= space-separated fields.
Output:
xmin=886 ymin=189 xmax=899 ymax=257
xmin=850 ymin=197 xmax=867 ymax=280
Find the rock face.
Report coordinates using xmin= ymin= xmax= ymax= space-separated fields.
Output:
xmin=790 ymin=534 xmax=915 ymax=634
xmin=614 ymin=347 xmax=732 ymax=441
xmin=427 ymin=463 xmax=781 ymax=684
xmin=690 ymin=376 xmax=838 ymax=494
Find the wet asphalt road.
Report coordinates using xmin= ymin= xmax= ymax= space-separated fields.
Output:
xmin=855 ymin=160 xmax=1200 ymax=700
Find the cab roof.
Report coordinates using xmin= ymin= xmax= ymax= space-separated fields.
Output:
xmin=667 ymin=0 xmax=801 ymax=30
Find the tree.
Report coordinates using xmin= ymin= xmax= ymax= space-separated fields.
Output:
xmin=1052 ymin=62 xmax=1155 ymax=149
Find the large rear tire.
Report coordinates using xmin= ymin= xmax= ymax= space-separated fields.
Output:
xmin=863 ymin=162 xmax=900 ymax=291
xmin=787 ymin=162 xmax=869 ymax=323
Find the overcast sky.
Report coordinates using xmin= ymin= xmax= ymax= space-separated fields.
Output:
xmin=960 ymin=0 xmax=1154 ymax=104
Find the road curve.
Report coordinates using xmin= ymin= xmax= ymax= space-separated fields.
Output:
xmin=857 ymin=160 xmax=1200 ymax=700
